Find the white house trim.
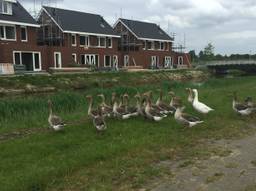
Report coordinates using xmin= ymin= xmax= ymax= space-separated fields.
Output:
xmin=41 ymin=7 xmax=64 ymax=32
xmin=0 ymin=20 xmax=40 ymax=28
xmin=64 ymin=30 xmax=120 ymax=38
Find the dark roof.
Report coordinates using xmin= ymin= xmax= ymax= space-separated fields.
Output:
xmin=43 ymin=6 xmax=119 ymax=37
xmin=119 ymin=18 xmax=173 ymax=41
xmin=0 ymin=1 xmax=38 ymax=26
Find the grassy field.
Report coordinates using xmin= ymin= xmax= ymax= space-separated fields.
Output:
xmin=0 ymin=73 xmax=256 ymax=191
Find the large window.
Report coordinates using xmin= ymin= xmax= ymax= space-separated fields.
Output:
xmin=21 ymin=26 xmax=27 ymax=42
xmin=97 ymin=37 xmax=106 ymax=47
xmin=0 ymin=25 xmax=16 ymax=40
xmin=80 ymin=35 xmax=89 ymax=47
xmin=0 ymin=1 xmax=12 ymax=15
xmin=81 ymin=54 xmax=99 ymax=66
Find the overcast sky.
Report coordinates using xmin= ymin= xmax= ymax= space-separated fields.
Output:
xmin=19 ymin=0 xmax=256 ymax=55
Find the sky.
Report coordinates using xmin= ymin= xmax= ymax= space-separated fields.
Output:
xmin=19 ymin=0 xmax=256 ymax=55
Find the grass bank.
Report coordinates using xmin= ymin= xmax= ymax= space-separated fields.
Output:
xmin=0 ymin=74 xmax=256 ymax=191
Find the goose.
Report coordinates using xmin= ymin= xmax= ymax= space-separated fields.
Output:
xmin=134 ymin=93 xmax=147 ymax=118
xmin=143 ymin=91 xmax=167 ymax=115
xmin=186 ymin=88 xmax=194 ymax=103
xmin=144 ymin=95 xmax=165 ymax=121
xmin=175 ymin=106 xmax=204 ymax=128
xmin=123 ymin=93 xmax=139 ymax=117
xmin=112 ymin=93 xmax=131 ymax=119
xmin=168 ymin=91 xmax=182 ymax=109
xmin=86 ymin=95 xmax=99 ymax=118
xmin=192 ymin=89 xmax=214 ymax=114
xmin=156 ymin=89 xmax=176 ymax=114
xmin=98 ymin=94 xmax=112 ymax=117
xmin=245 ymin=97 xmax=256 ymax=108
xmin=233 ymin=92 xmax=256 ymax=116
xmin=93 ymin=107 xmax=107 ymax=133
xmin=48 ymin=100 xmax=66 ymax=131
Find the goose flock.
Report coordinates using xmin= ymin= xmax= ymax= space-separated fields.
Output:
xmin=47 ymin=89 xmax=256 ymax=132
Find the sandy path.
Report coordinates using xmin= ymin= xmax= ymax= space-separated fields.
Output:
xmin=145 ymin=134 xmax=256 ymax=191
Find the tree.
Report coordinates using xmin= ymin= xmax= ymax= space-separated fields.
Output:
xmin=203 ymin=43 xmax=215 ymax=61
xmin=188 ymin=50 xmax=197 ymax=62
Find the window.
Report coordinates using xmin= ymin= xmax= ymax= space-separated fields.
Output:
xmin=164 ymin=56 xmax=173 ymax=68
xmin=178 ymin=56 xmax=184 ymax=65
xmin=97 ymin=37 xmax=106 ymax=47
xmin=0 ymin=1 xmax=12 ymax=15
xmin=21 ymin=26 xmax=27 ymax=42
xmin=0 ymin=26 xmax=4 ymax=38
xmin=80 ymin=35 xmax=89 ymax=47
xmin=147 ymin=41 xmax=154 ymax=50
xmin=107 ymin=37 xmax=112 ymax=48
xmin=159 ymin=42 xmax=165 ymax=50
xmin=0 ymin=25 xmax=16 ymax=40
xmin=104 ymin=55 xmax=111 ymax=67
xmin=81 ymin=54 xmax=99 ymax=66
xmin=71 ymin=34 xmax=76 ymax=46
xmin=142 ymin=41 xmax=146 ymax=50
xmin=72 ymin=53 xmax=77 ymax=62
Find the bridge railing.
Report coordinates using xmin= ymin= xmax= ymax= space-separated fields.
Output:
xmin=206 ymin=60 xmax=256 ymax=66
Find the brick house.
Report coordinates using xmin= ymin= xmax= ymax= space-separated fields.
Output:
xmin=0 ymin=0 xmax=42 ymax=74
xmin=113 ymin=18 xmax=191 ymax=69
xmin=37 ymin=6 xmax=121 ymax=70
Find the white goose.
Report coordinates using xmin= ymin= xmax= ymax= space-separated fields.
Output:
xmin=175 ymin=106 xmax=204 ymax=128
xmin=192 ymin=89 xmax=214 ymax=114
xmin=48 ymin=100 xmax=66 ymax=131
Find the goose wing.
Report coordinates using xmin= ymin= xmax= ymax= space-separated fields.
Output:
xmin=235 ymin=103 xmax=249 ymax=111
xmin=195 ymin=101 xmax=214 ymax=111
xmin=181 ymin=113 xmax=201 ymax=122
xmin=51 ymin=115 xmax=65 ymax=126
xmin=159 ymin=102 xmax=176 ymax=113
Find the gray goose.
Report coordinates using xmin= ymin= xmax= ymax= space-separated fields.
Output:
xmin=186 ymin=88 xmax=194 ymax=103
xmin=123 ymin=93 xmax=139 ymax=117
xmin=143 ymin=91 xmax=167 ymax=115
xmin=112 ymin=93 xmax=131 ymax=119
xmin=233 ymin=92 xmax=256 ymax=116
xmin=169 ymin=91 xmax=182 ymax=109
xmin=144 ymin=94 xmax=165 ymax=121
xmin=48 ymin=100 xmax=66 ymax=131
xmin=134 ymin=93 xmax=147 ymax=119
xmin=86 ymin=95 xmax=99 ymax=118
xmin=93 ymin=107 xmax=107 ymax=133
xmin=175 ymin=106 xmax=204 ymax=128
xmin=98 ymin=94 xmax=113 ymax=117
xmin=156 ymin=89 xmax=176 ymax=114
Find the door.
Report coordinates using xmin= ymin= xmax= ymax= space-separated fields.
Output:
xmin=54 ymin=52 xmax=62 ymax=68
xmin=178 ymin=56 xmax=184 ymax=66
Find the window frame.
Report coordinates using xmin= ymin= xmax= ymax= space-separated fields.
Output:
xmin=97 ymin=36 xmax=106 ymax=48
xmin=72 ymin=53 xmax=77 ymax=62
xmin=106 ymin=37 xmax=112 ymax=48
xmin=71 ymin=34 xmax=77 ymax=47
xmin=20 ymin=26 xmax=28 ymax=42
xmin=79 ymin=35 xmax=89 ymax=47
xmin=104 ymin=55 xmax=112 ymax=67
xmin=0 ymin=25 xmax=16 ymax=41
xmin=1 ymin=1 xmax=12 ymax=15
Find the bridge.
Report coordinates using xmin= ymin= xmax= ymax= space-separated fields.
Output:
xmin=206 ymin=60 xmax=256 ymax=74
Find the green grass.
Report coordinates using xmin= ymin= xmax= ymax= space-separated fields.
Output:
xmin=0 ymin=74 xmax=256 ymax=191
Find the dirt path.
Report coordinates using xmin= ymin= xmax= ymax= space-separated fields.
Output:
xmin=144 ymin=134 xmax=256 ymax=191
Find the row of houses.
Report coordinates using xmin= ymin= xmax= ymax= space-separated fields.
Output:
xmin=0 ymin=0 xmax=191 ymax=74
